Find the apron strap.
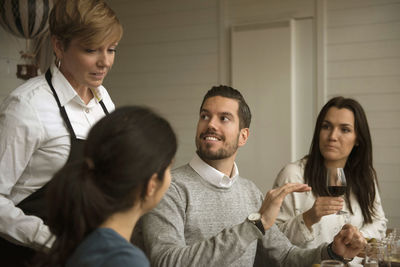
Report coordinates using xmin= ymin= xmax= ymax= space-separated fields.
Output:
xmin=45 ymin=69 xmax=77 ymax=139
xmin=99 ymin=100 xmax=109 ymax=115
xmin=45 ymin=69 xmax=110 ymax=137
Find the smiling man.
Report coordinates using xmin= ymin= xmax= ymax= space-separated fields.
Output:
xmin=133 ymin=86 xmax=366 ymax=267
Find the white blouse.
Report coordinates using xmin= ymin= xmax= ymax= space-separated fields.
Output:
xmin=0 ymin=64 xmax=114 ymax=249
xmin=273 ymin=158 xmax=387 ymax=249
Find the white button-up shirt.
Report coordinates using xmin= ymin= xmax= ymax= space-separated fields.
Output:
xmin=189 ymin=153 xmax=239 ymax=188
xmin=0 ymin=64 xmax=114 ymax=248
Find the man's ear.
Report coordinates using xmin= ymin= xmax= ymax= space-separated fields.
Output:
xmin=238 ymin=128 xmax=249 ymax=147
xmin=145 ymin=173 xmax=159 ymax=198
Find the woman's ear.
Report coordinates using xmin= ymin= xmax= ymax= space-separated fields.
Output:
xmin=51 ymin=35 xmax=64 ymax=60
xmin=146 ymin=173 xmax=159 ymax=198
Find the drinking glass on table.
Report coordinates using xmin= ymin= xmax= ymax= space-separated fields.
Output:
xmin=364 ymin=242 xmax=385 ymax=267
xmin=386 ymin=228 xmax=400 ymax=266
xmin=326 ymin=167 xmax=347 ymax=215
xmin=320 ymin=259 xmax=344 ymax=267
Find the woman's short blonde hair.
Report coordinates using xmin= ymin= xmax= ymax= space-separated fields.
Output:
xmin=49 ymin=0 xmax=123 ymax=48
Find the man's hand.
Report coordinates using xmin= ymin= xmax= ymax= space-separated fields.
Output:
xmin=332 ymin=224 xmax=367 ymax=259
xmin=259 ymin=183 xmax=311 ymax=230
xmin=303 ymin=197 xmax=344 ymax=229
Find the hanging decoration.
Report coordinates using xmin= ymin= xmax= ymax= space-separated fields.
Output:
xmin=0 ymin=0 xmax=53 ymax=80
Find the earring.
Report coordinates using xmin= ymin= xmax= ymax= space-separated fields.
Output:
xmin=56 ymin=58 xmax=61 ymax=69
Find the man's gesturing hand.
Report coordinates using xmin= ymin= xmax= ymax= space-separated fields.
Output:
xmin=259 ymin=183 xmax=311 ymax=230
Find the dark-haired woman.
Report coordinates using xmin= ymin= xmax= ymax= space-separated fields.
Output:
xmin=273 ymin=96 xmax=387 ymax=249
xmin=38 ymin=106 xmax=177 ymax=267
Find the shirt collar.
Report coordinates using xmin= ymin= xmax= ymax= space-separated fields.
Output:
xmin=50 ymin=63 xmax=103 ymax=107
xmin=189 ymin=153 xmax=239 ymax=188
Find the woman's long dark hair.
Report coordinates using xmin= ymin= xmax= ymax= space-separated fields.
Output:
xmin=40 ymin=106 xmax=177 ymax=266
xmin=304 ymin=96 xmax=377 ymax=224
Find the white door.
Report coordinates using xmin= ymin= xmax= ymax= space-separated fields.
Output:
xmin=231 ymin=19 xmax=315 ymax=193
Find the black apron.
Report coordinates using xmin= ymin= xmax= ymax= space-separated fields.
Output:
xmin=0 ymin=69 xmax=109 ymax=266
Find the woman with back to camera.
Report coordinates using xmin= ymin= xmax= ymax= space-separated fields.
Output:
xmin=37 ymin=106 xmax=177 ymax=267
xmin=273 ymin=96 xmax=387 ymax=249
xmin=0 ymin=0 xmax=122 ymax=264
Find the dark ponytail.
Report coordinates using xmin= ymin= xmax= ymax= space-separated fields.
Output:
xmin=38 ymin=106 xmax=177 ymax=266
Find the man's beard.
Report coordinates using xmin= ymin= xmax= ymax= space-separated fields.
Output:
xmin=196 ymin=132 xmax=239 ymax=161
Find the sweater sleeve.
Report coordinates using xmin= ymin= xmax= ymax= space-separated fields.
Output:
xmin=254 ymin=226 xmax=328 ymax=267
xmin=140 ymin=182 xmax=263 ymax=267
xmin=273 ymin=162 xmax=315 ymax=246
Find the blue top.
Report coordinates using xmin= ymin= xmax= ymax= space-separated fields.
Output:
xmin=67 ymin=228 xmax=149 ymax=267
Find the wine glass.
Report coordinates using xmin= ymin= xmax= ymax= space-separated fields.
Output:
xmin=326 ymin=167 xmax=347 ymax=215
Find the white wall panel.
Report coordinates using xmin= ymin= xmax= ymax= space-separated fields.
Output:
xmin=111 ymin=0 xmax=216 ymax=16
xmin=367 ymin=111 xmax=400 ymax=129
xmin=228 ymin=0 xmax=314 ymax=22
xmin=328 ymin=40 xmax=400 ymax=61
xmin=343 ymin=94 xmax=400 ymax=112
xmin=327 ymin=3 xmax=400 ymax=27
xmin=122 ymin=24 xmax=218 ymax=45
xmin=122 ymin=8 xmax=217 ymax=30
xmin=327 ymin=22 xmax=400 ymax=44
xmin=122 ymin=39 xmax=218 ymax=58
xmin=376 ymin=164 xmax=400 ymax=182
xmin=373 ymin=129 xmax=400 ymax=147
xmin=113 ymin=53 xmax=217 ymax=73
xmin=328 ymin=76 xmax=400 ymax=95
xmin=327 ymin=0 xmax=400 ymax=10
xmin=329 ymin=58 xmax=400 ymax=78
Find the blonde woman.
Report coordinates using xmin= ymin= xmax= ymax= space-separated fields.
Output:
xmin=0 ymin=0 xmax=122 ymax=265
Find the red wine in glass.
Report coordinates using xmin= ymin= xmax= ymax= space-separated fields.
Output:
xmin=327 ymin=186 xmax=346 ymax=197
xmin=326 ymin=167 xmax=347 ymax=214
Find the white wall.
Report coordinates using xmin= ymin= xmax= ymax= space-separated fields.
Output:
xmin=324 ymin=0 xmax=400 ymax=228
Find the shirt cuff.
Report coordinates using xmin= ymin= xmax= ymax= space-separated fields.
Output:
xmin=33 ymin=224 xmax=54 ymax=249
xmin=296 ymin=214 xmax=315 ymax=242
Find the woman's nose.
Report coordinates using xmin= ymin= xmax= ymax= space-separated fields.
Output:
xmin=97 ymin=52 xmax=113 ymax=68
xmin=329 ymin=127 xmax=339 ymax=140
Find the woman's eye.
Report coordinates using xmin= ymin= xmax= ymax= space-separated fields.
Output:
xmin=85 ymin=49 xmax=96 ymax=53
xmin=321 ymin=124 xmax=330 ymax=130
xmin=108 ymin=48 xmax=117 ymax=53
xmin=200 ymin=114 xmax=209 ymax=120
xmin=342 ymin=127 xmax=351 ymax=133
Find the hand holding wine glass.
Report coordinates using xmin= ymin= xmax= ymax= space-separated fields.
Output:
xmin=326 ymin=167 xmax=347 ymax=215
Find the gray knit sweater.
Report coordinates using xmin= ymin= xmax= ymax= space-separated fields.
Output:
xmin=133 ymin=164 xmax=330 ymax=267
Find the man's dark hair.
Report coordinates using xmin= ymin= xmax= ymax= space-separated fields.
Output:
xmin=200 ymin=85 xmax=251 ymax=129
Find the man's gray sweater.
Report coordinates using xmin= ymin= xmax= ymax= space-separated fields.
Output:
xmin=134 ymin=164 xmax=330 ymax=266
